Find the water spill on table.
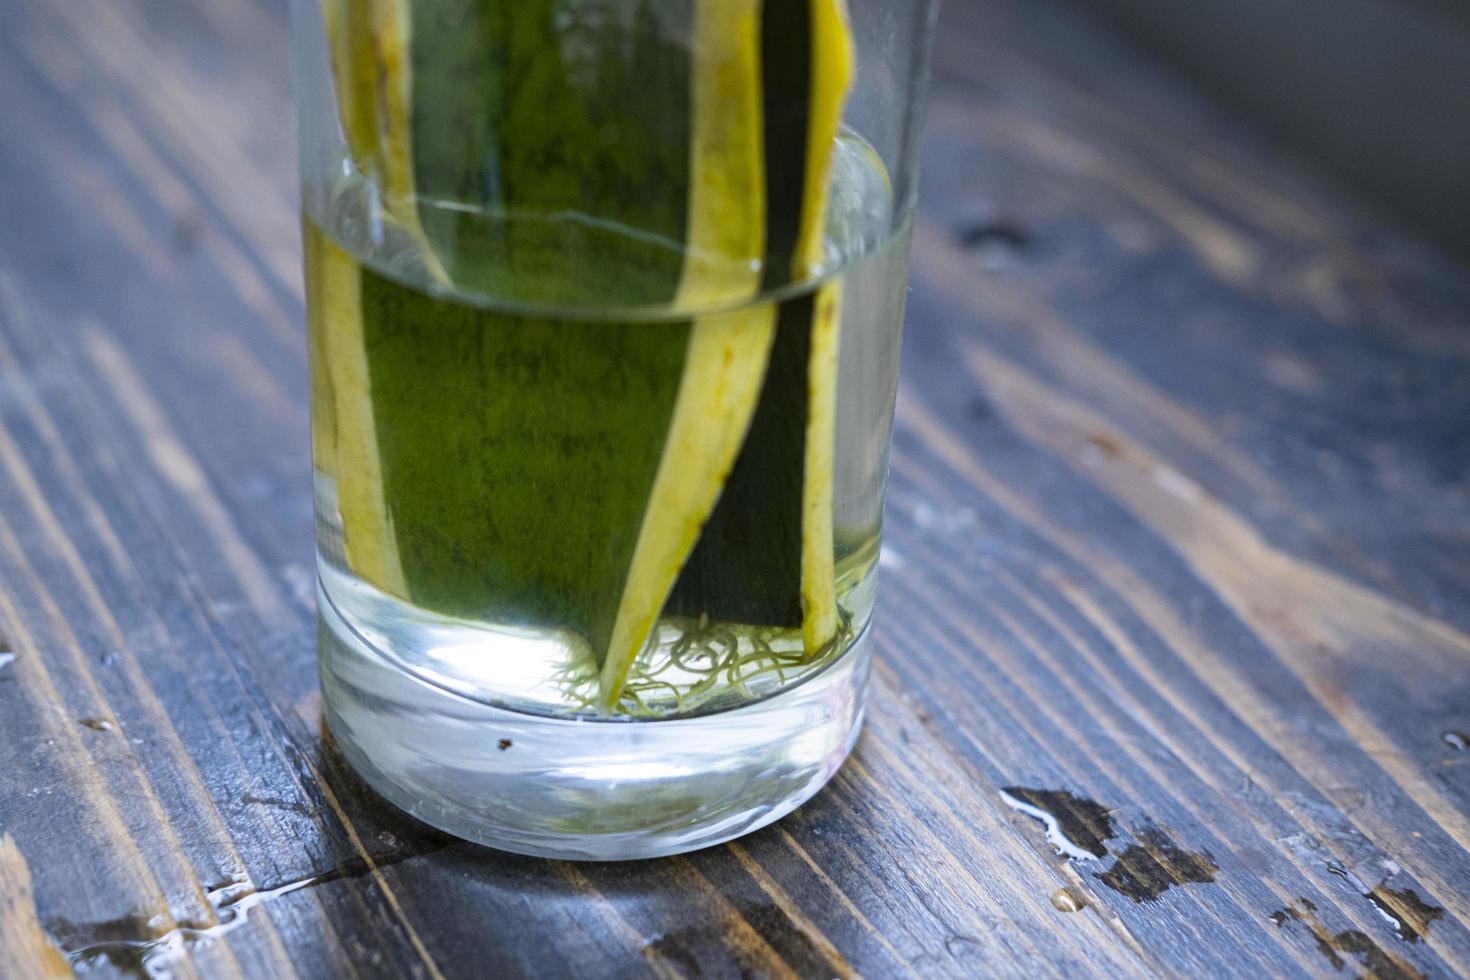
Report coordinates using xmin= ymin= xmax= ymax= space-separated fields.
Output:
xmin=999 ymin=787 xmax=1114 ymax=860
xmin=53 ymin=841 xmax=456 ymax=977
xmin=1270 ymin=899 xmax=1425 ymax=980
xmin=1325 ymin=857 xmax=1444 ymax=945
xmin=1363 ymin=887 xmax=1444 ymax=944
xmin=1000 ymin=787 xmax=1219 ymax=904
xmin=1094 ymin=827 xmax=1217 ymax=904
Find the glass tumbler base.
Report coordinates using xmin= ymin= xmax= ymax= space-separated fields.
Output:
xmin=318 ymin=589 xmax=870 ymax=860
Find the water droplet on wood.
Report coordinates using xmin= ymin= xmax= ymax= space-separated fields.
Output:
xmin=1050 ymin=887 xmax=1087 ymax=912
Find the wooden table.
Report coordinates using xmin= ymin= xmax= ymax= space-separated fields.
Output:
xmin=2 ymin=0 xmax=1468 ymax=976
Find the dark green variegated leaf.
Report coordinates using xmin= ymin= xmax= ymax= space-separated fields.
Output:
xmin=315 ymin=0 xmax=854 ymax=707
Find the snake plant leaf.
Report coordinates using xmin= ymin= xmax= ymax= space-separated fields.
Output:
xmin=315 ymin=0 xmax=855 ymax=708
xmin=597 ymin=0 xmax=776 ymax=703
xmin=304 ymin=219 xmax=338 ymax=485
xmin=664 ymin=0 xmax=852 ymax=653
xmin=309 ymin=225 xmax=409 ymax=599
xmin=321 ymin=0 xmax=377 ymax=172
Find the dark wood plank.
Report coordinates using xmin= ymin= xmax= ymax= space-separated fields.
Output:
xmin=0 ymin=0 xmax=1468 ymax=977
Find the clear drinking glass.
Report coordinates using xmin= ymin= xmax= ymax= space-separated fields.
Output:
xmin=293 ymin=0 xmax=938 ymax=859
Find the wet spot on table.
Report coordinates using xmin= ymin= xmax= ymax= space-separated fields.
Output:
xmin=1000 ymin=787 xmax=1115 ymax=860
xmin=1270 ymin=900 xmax=1423 ymax=980
xmin=1094 ymin=827 xmax=1217 ymax=903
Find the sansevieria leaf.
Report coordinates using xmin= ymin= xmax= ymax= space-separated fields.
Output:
xmin=314 ymin=0 xmax=855 ymax=709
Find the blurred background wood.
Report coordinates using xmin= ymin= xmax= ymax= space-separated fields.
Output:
xmin=1074 ymin=0 xmax=1470 ymax=262
xmin=0 ymin=0 xmax=1468 ymax=976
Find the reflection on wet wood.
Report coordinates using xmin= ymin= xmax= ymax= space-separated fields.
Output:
xmin=1 ymin=0 xmax=1468 ymax=975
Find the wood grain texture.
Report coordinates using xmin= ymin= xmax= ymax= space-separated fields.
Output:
xmin=0 ymin=0 xmax=1468 ymax=976
xmin=0 ymin=837 xmax=72 ymax=979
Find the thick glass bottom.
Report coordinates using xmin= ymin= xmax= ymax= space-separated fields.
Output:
xmin=318 ymin=584 xmax=870 ymax=860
